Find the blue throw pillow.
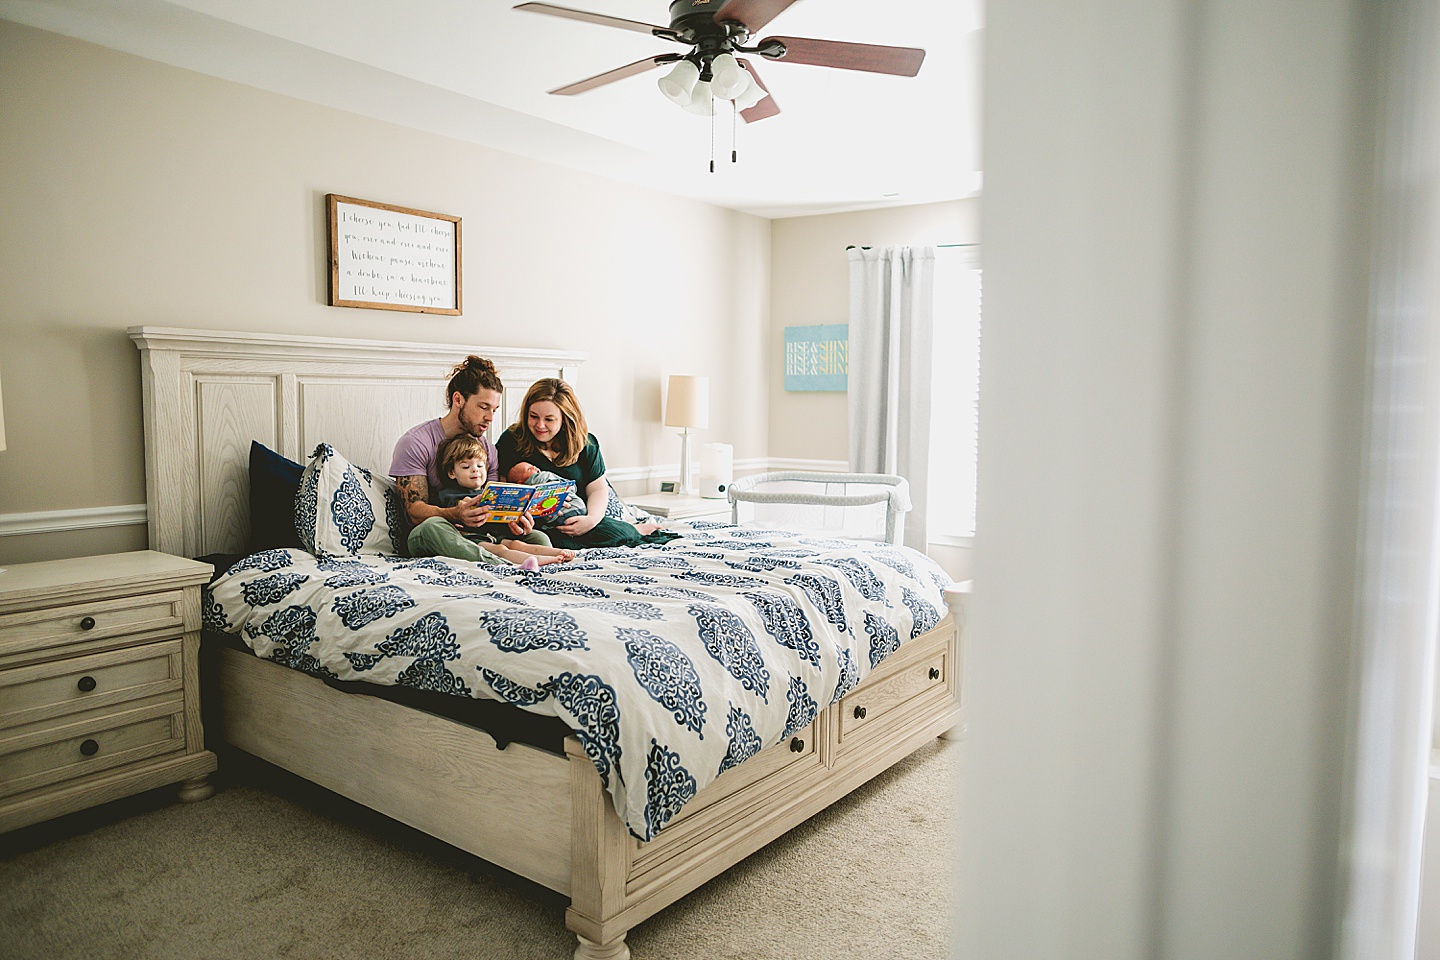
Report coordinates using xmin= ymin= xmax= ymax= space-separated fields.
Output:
xmin=248 ymin=441 xmax=304 ymax=553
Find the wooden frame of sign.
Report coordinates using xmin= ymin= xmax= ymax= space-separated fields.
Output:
xmin=327 ymin=194 xmax=462 ymax=315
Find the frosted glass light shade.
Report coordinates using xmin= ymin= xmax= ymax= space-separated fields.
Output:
xmin=683 ymin=81 xmax=715 ymax=115
xmin=657 ymin=60 xmax=700 ymax=105
xmin=710 ymin=53 xmax=746 ymax=99
xmin=665 ymin=375 xmax=710 ymax=429
xmin=732 ymin=71 xmax=766 ymax=110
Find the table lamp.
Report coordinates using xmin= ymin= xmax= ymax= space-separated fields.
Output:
xmin=664 ymin=375 xmax=709 ymax=495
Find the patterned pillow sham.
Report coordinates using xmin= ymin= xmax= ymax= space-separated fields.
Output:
xmin=295 ymin=443 xmax=406 ymax=558
xmin=604 ymin=478 xmax=656 ymax=525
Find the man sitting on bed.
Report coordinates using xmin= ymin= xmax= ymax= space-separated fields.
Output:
xmin=389 ymin=355 xmax=551 ymax=558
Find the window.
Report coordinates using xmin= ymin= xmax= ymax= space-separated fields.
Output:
xmin=928 ymin=246 xmax=982 ymax=540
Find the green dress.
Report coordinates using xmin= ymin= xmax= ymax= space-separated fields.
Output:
xmin=496 ymin=429 xmax=680 ymax=550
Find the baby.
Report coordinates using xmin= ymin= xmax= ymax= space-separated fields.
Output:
xmin=505 ymin=461 xmax=586 ymax=524
xmin=435 ymin=435 xmax=576 ymax=569
xmin=507 ymin=461 xmax=667 ymax=539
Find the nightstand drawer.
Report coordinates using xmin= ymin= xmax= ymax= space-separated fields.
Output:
xmin=0 ymin=640 xmax=184 ymax=730
xmin=0 ymin=592 xmax=187 ymax=659
xmin=0 ymin=699 xmax=185 ymax=800
xmin=837 ymin=624 xmax=955 ymax=751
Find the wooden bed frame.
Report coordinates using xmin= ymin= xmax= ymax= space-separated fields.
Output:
xmin=130 ymin=326 xmax=967 ymax=960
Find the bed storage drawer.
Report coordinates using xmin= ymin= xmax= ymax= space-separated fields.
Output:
xmin=0 ymin=592 xmax=188 ymax=662
xmin=837 ymin=618 xmax=957 ymax=753
xmin=627 ymin=717 xmax=824 ymax=886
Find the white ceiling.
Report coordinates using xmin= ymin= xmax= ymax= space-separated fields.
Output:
xmin=0 ymin=0 xmax=984 ymax=218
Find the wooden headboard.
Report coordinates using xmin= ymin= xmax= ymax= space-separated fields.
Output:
xmin=130 ymin=326 xmax=586 ymax=558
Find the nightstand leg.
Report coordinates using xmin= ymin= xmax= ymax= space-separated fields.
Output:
xmin=177 ymin=774 xmax=215 ymax=803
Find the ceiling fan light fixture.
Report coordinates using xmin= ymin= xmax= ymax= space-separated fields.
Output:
xmin=682 ymin=79 xmax=716 ymax=114
xmin=709 ymin=53 xmax=746 ymax=99
xmin=731 ymin=71 xmax=765 ymax=110
xmin=657 ymin=59 xmax=700 ymax=104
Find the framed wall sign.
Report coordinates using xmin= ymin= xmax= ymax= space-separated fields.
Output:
xmin=327 ymin=194 xmax=461 ymax=315
xmin=784 ymin=324 xmax=849 ymax=391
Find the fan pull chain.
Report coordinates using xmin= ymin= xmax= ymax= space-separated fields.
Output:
xmin=732 ymin=101 xmax=738 ymax=164
xmin=709 ymin=95 xmax=716 ymax=174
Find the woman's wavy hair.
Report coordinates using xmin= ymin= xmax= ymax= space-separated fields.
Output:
xmin=509 ymin=378 xmax=588 ymax=467
xmin=445 ymin=355 xmax=503 ymax=408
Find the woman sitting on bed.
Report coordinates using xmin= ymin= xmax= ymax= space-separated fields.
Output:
xmin=497 ymin=378 xmax=679 ymax=551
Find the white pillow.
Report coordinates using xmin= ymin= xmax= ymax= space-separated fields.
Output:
xmin=294 ymin=443 xmax=405 ymax=557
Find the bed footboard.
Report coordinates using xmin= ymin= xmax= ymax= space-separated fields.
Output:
xmin=564 ymin=594 xmax=965 ymax=959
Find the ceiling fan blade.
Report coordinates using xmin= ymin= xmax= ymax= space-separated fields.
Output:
xmin=761 ymin=36 xmax=926 ymax=76
xmin=549 ymin=56 xmax=673 ymax=95
xmin=712 ymin=0 xmax=799 ymax=34
xmin=514 ymin=2 xmax=676 ymax=38
xmin=736 ymin=59 xmax=781 ymax=122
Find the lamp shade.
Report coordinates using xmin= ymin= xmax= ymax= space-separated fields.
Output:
xmin=732 ymin=70 xmax=766 ymax=110
xmin=658 ymin=59 xmax=700 ymax=105
xmin=664 ymin=375 xmax=709 ymax=429
xmin=710 ymin=53 xmax=746 ymax=100
xmin=682 ymin=80 xmax=715 ymax=115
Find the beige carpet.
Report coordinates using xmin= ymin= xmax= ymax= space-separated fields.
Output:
xmin=1 ymin=739 xmax=956 ymax=960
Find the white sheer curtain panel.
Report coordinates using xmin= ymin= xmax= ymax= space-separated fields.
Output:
xmin=1340 ymin=0 xmax=1440 ymax=955
xmin=847 ymin=245 xmax=936 ymax=550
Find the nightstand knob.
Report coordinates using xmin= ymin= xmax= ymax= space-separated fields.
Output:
xmin=77 ymin=676 xmax=97 ymax=693
xmin=79 ymin=616 xmax=96 ymax=631
xmin=929 ymin=667 xmax=941 ymax=680
xmin=789 ymin=737 xmax=805 ymax=753
xmin=853 ymin=705 xmax=868 ymax=720
xmin=79 ymin=739 xmax=100 ymax=757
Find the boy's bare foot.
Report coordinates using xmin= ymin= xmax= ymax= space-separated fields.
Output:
xmin=535 ymin=554 xmax=566 ymax=566
xmin=557 ymin=549 xmax=577 ymax=561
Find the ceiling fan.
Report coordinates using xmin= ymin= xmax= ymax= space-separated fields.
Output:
xmin=514 ymin=0 xmax=926 ymax=122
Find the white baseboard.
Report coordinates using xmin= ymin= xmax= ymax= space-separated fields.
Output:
xmin=0 ymin=503 xmax=149 ymax=537
xmin=0 ymin=458 xmax=852 ymax=538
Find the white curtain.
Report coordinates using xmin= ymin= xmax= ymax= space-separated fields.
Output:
xmin=848 ymin=245 xmax=936 ymax=550
xmin=1340 ymin=0 xmax=1440 ymax=956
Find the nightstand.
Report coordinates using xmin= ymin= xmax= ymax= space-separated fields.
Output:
xmin=627 ymin=493 xmax=732 ymax=522
xmin=0 ymin=551 xmax=217 ymax=832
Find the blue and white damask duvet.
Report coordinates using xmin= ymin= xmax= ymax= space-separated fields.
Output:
xmin=204 ymin=522 xmax=951 ymax=840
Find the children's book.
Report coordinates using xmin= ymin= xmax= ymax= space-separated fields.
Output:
xmin=474 ymin=479 xmax=574 ymax=522
xmin=526 ymin=479 xmax=576 ymax=521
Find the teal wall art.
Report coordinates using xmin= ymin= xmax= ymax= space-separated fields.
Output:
xmin=784 ymin=324 xmax=848 ymax=392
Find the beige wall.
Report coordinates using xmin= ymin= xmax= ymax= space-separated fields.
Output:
xmin=766 ymin=200 xmax=980 ymax=462
xmin=0 ymin=21 xmax=770 ymax=564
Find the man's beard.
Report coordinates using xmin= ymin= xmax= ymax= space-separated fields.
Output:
xmin=459 ymin=409 xmax=490 ymax=438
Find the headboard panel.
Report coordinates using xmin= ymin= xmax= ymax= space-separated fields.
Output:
xmin=131 ymin=327 xmax=586 ymax=558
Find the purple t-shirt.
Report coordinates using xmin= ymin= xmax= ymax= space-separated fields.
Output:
xmin=389 ymin=419 xmax=499 ymax=503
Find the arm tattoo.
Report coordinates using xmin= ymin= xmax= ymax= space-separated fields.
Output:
xmin=396 ymin=476 xmax=429 ymax=522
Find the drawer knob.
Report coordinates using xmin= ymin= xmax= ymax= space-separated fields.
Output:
xmin=929 ymin=667 xmax=941 ymax=680
xmin=789 ymin=737 xmax=805 ymax=753
xmin=853 ymin=705 xmax=868 ymax=720
xmin=79 ymin=616 xmax=96 ymax=631
xmin=80 ymin=738 xmax=100 ymax=757
xmin=77 ymin=675 xmax=97 ymax=693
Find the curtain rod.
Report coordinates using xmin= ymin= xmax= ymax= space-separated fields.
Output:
xmin=845 ymin=243 xmax=977 ymax=250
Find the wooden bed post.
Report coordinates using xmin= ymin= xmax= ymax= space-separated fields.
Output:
xmin=565 ymin=737 xmax=634 ymax=960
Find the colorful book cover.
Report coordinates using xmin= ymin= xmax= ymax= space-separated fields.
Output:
xmin=473 ymin=481 xmax=537 ymax=522
xmin=527 ymin=480 xmax=575 ymax=521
